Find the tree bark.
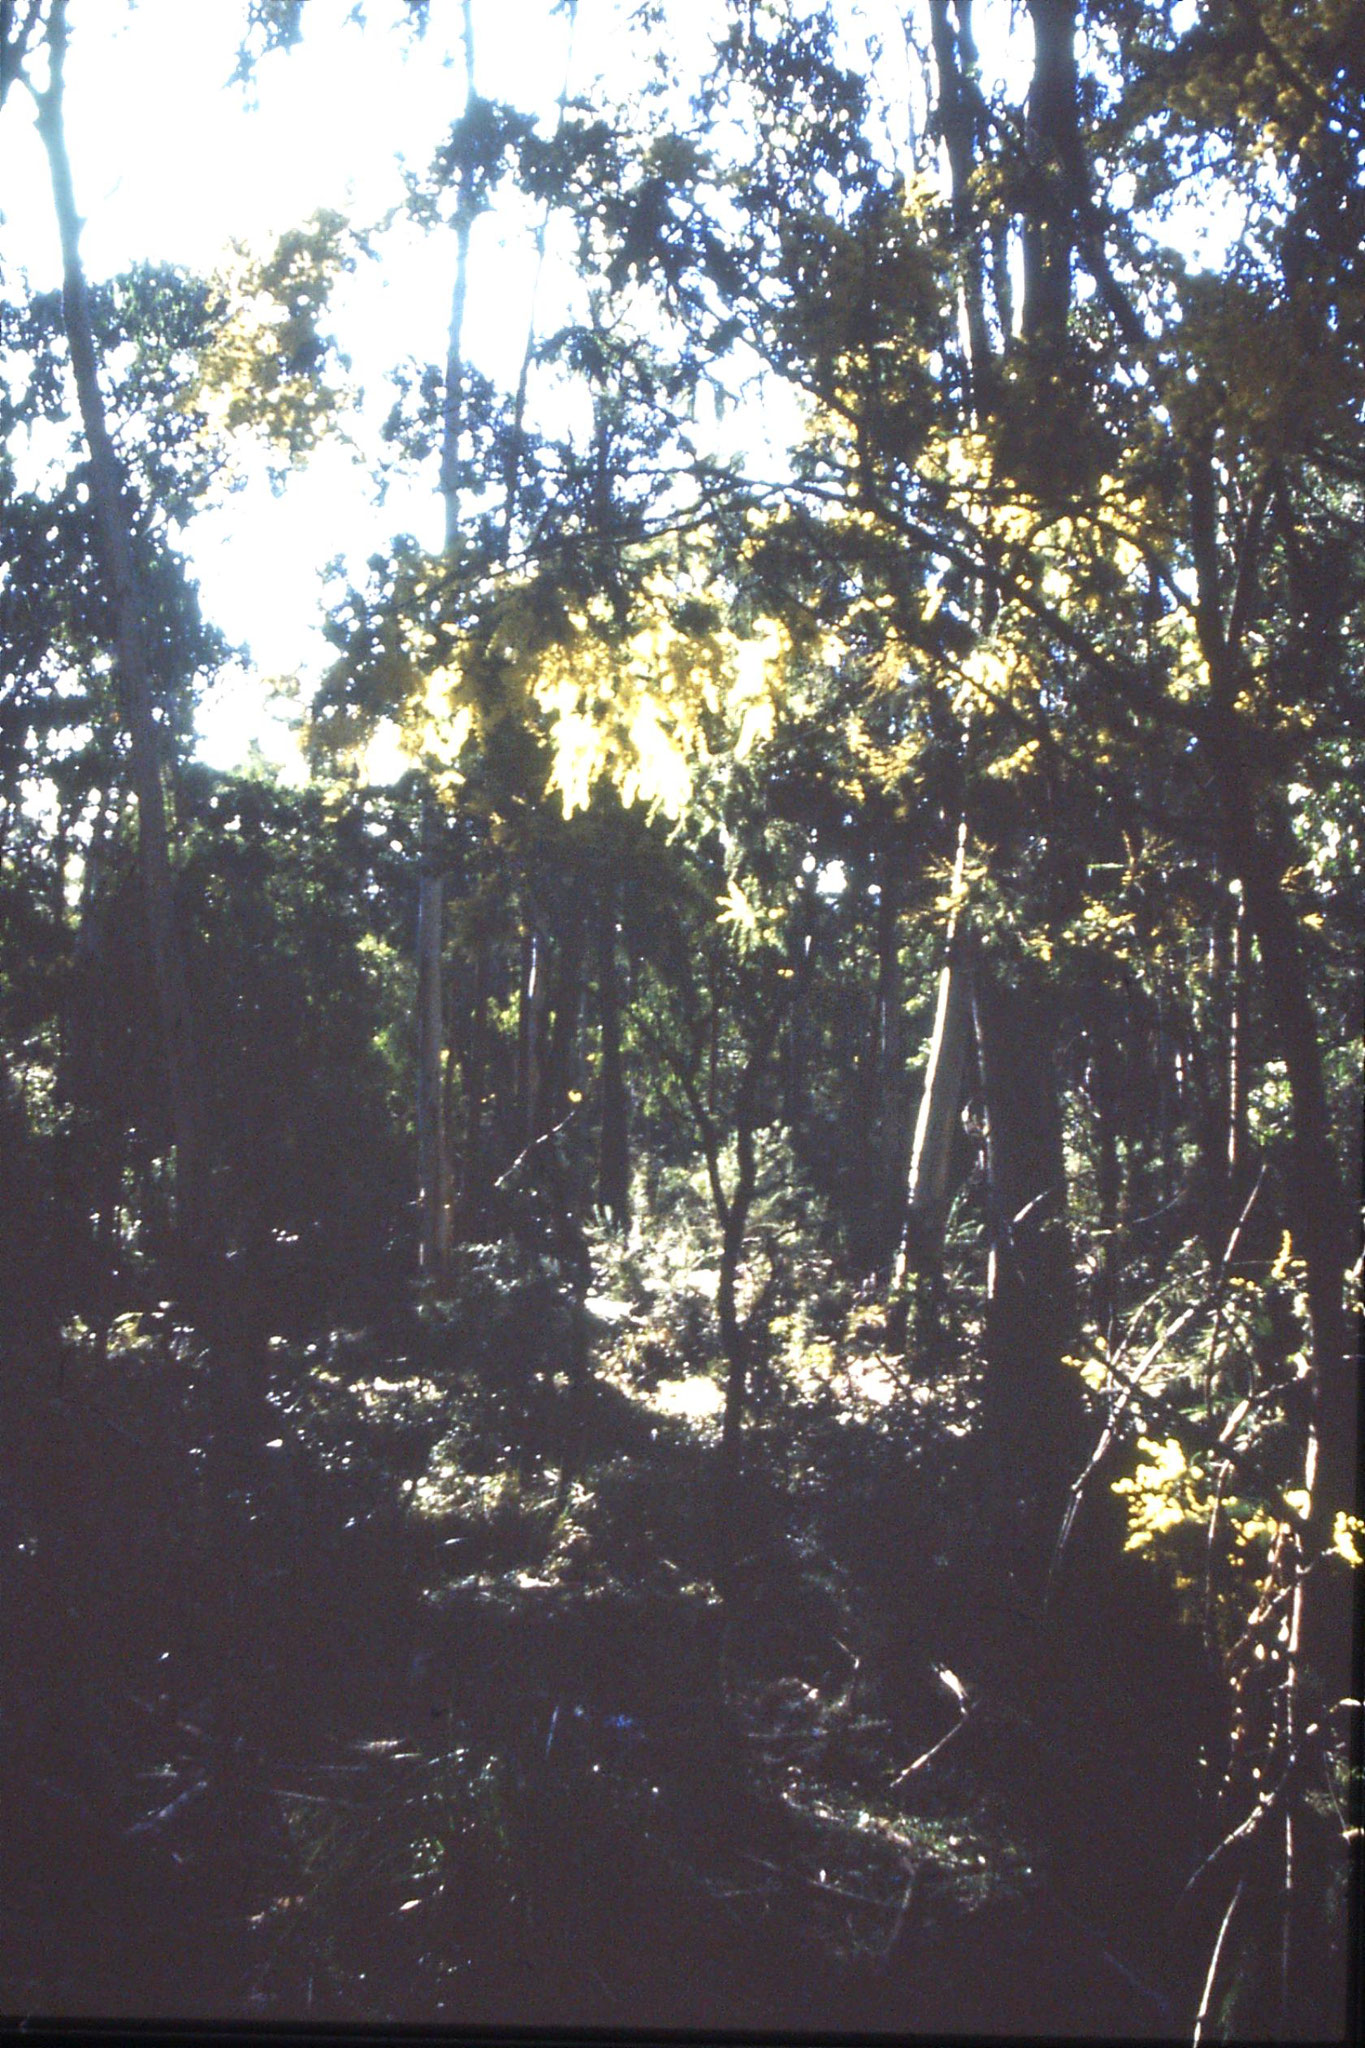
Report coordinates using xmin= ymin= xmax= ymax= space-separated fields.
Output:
xmin=416 ymin=796 xmax=452 ymax=1277
xmin=536 ymin=903 xmax=584 ymax=1143
xmin=869 ymin=846 xmax=913 ymax=1261
xmin=596 ymin=882 xmax=630 ymax=1228
xmin=518 ymin=920 xmax=551 ymax=1148
xmin=454 ymin=933 xmax=491 ymax=1224
xmin=1021 ymin=0 xmax=1079 ymax=350
xmin=34 ymin=1 xmax=208 ymax=1255
xmin=927 ymin=0 xmax=994 ymax=409
xmin=412 ymin=0 xmax=476 ymax=1276
xmin=717 ymin=1087 xmax=760 ymax=1491
xmin=1088 ymin=999 xmax=1122 ymax=1345
xmin=1225 ymin=887 xmax=1248 ymax=1190
xmin=972 ymin=966 xmax=1086 ymax=1571
xmin=900 ymin=819 xmax=973 ymax=1269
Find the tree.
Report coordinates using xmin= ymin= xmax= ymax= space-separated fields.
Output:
xmin=10 ymin=0 xmax=210 ymax=1251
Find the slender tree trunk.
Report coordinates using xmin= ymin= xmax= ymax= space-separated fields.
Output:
xmin=1154 ymin=991 xmax=1178 ymax=1209
xmin=1225 ymin=887 xmax=1248 ymax=1190
xmin=1089 ymin=1003 xmax=1122 ymax=1345
xmin=871 ymin=847 xmax=912 ymax=1259
xmin=537 ymin=906 xmax=584 ymax=1142
xmin=900 ymin=819 xmax=973 ymax=1270
xmin=1196 ymin=883 xmax=1248 ymax=1256
xmin=717 ymin=1107 xmax=759 ymax=1489
xmin=519 ymin=922 xmax=551 ymax=1148
xmin=416 ymin=797 xmax=452 ymax=1277
xmin=677 ymin=1021 xmax=781 ymax=1545
xmin=972 ymin=967 xmax=1086 ymax=1574
xmin=412 ymin=0 xmax=477 ymax=1276
xmin=1222 ymin=796 xmax=1355 ymax=1586
xmin=66 ymin=782 xmax=119 ymax=1071
xmin=499 ymin=0 xmax=576 ymax=559
xmin=1222 ymin=801 xmax=1356 ymax=2039
xmin=34 ymin=4 xmax=207 ymax=1254
xmin=456 ymin=934 xmax=490 ymax=1222
xmin=782 ymin=965 xmax=808 ymax=1132
xmin=927 ymin=0 xmax=993 ymax=409
xmin=902 ymin=954 xmax=973 ymax=1258
xmin=439 ymin=24 xmax=476 ymax=554
xmin=596 ymin=883 xmax=630 ymax=1228
xmin=1021 ymin=0 xmax=1079 ymax=351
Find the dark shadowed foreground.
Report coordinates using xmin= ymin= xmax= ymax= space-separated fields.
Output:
xmin=2 ymin=1187 xmax=1355 ymax=2036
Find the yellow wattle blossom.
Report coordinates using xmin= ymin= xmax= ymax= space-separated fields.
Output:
xmin=1112 ymin=1436 xmax=1205 ymax=1549
xmin=1332 ymin=1513 xmax=1365 ymax=1568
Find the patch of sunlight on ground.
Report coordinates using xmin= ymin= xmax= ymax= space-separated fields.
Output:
xmin=410 ymin=1463 xmax=519 ymax=1519
xmin=648 ymin=1373 xmax=727 ymax=1422
xmin=585 ymin=1294 xmax=636 ymax=1325
xmin=783 ymin=1348 xmax=904 ymax=1410
xmin=350 ymin=1375 xmax=445 ymax=1414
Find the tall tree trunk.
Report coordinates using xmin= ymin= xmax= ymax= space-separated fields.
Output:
xmin=439 ymin=0 xmax=477 ymax=555
xmin=717 ymin=1097 xmax=760 ymax=1493
xmin=927 ymin=0 xmax=994 ymax=409
xmin=455 ymin=933 xmax=491 ymax=1223
xmin=416 ymin=797 xmax=452 ymax=1277
xmin=519 ymin=921 xmax=551 ymax=1148
xmin=1021 ymin=0 xmax=1079 ymax=350
xmin=34 ymin=3 xmax=208 ymax=1255
xmin=596 ymin=882 xmax=630 ymax=1228
xmin=1221 ymin=795 xmax=1355 ymax=1597
xmin=413 ymin=0 xmax=477 ymax=1276
xmin=972 ymin=967 xmax=1086 ymax=1577
xmin=1154 ymin=990 xmax=1178 ymax=1209
xmin=870 ymin=846 xmax=912 ymax=1261
xmin=1225 ymin=886 xmax=1248 ymax=1192
xmin=1089 ymin=1000 xmax=1122 ymax=1346
xmin=899 ymin=819 xmax=973 ymax=1270
xmin=536 ymin=905 xmax=584 ymax=1143
xmin=1217 ymin=790 xmax=1357 ymax=2037
xmin=499 ymin=0 xmax=576 ymax=559
xmin=1196 ymin=882 xmax=1249 ymax=1256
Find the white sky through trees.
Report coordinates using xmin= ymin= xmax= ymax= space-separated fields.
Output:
xmin=2 ymin=0 xmax=1227 ymax=781
xmin=4 ymin=0 xmax=589 ymax=774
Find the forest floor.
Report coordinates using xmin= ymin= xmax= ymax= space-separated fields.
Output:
xmin=2 ymin=1200 xmax=1224 ymax=2035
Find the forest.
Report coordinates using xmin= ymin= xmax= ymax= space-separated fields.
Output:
xmin=1 ymin=0 xmax=1361 ymax=2037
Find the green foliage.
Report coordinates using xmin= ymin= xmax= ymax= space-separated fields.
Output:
xmin=190 ymin=212 xmax=357 ymax=467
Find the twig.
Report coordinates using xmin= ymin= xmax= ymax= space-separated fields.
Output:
xmin=1048 ymin=1304 xmax=1199 ymax=1593
xmin=1202 ymin=1456 xmax=1234 ymax=1654
xmin=1191 ymin=1878 xmax=1244 ymax=2047
xmin=889 ymin=1701 xmax=978 ymax=1785
xmin=492 ymin=1111 xmax=577 ymax=1190
xmin=1204 ymin=1166 xmax=1267 ymax=1415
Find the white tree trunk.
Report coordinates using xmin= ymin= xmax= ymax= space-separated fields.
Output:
xmin=35 ymin=2 xmax=208 ymax=1251
xmin=901 ymin=819 xmax=972 ymax=1263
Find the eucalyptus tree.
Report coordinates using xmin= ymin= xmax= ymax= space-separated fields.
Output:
xmin=5 ymin=0 xmax=213 ymax=1249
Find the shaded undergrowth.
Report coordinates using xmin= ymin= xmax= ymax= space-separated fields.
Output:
xmin=2 ymin=1211 xmax=1229 ymax=2033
